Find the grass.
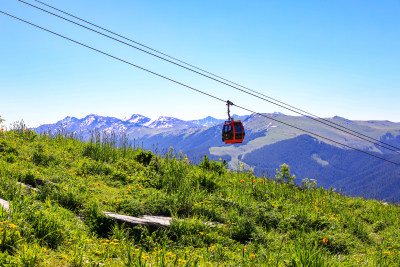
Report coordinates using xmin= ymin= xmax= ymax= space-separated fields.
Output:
xmin=0 ymin=125 xmax=399 ymax=266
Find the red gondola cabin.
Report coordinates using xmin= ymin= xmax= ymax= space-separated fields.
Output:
xmin=222 ymin=120 xmax=245 ymax=144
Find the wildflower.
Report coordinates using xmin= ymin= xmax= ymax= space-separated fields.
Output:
xmin=260 ymin=179 xmax=264 ymax=182
xmin=253 ymin=179 xmax=256 ymax=183
xmin=250 ymin=254 xmax=255 ymax=258
xmin=383 ymin=251 xmax=390 ymax=255
xmin=24 ymin=129 xmax=27 ymax=132
xmin=240 ymin=179 xmax=244 ymax=183
xmin=322 ymin=238 xmax=328 ymax=243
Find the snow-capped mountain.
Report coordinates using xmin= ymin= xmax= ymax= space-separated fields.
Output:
xmin=37 ymin=114 xmax=129 ymax=134
xmin=189 ymin=116 xmax=225 ymax=127
xmin=57 ymin=116 xmax=79 ymax=124
xmin=35 ymin=113 xmax=224 ymax=134
xmin=145 ymin=116 xmax=200 ymax=129
xmin=123 ymin=114 xmax=151 ymax=126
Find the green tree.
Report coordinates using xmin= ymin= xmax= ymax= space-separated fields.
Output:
xmin=275 ymin=163 xmax=296 ymax=184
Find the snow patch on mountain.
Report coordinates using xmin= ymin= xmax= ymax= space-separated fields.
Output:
xmin=123 ymin=114 xmax=151 ymax=125
xmin=145 ymin=116 xmax=197 ymax=129
xmin=189 ymin=116 xmax=224 ymax=127
xmin=56 ymin=116 xmax=79 ymax=125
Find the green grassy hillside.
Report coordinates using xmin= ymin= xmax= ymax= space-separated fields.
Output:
xmin=0 ymin=127 xmax=399 ymax=266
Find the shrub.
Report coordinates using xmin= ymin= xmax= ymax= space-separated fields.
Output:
xmin=199 ymin=155 xmax=227 ymax=175
xmin=255 ymin=211 xmax=280 ymax=230
xmin=231 ymin=217 xmax=256 ymax=243
xmin=32 ymin=145 xmax=57 ymax=167
xmin=111 ymin=171 xmax=128 ymax=184
xmin=82 ymin=201 xmax=115 ymax=237
xmin=79 ymin=161 xmax=112 ymax=176
xmin=20 ymin=172 xmax=37 ymax=187
xmin=275 ymin=163 xmax=295 ymax=184
xmin=135 ymin=150 xmax=153 ymax=166
xmin=301 ymin=178 xmax=317 ymax=189
xmin=192 ymin=172 xmax=218 ymax=192
xmin=0 ymin=140 xmax=18 ymax=155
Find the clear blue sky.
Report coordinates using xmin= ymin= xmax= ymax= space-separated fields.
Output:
xmin=1 ymin=0 xmax=399 ymax=127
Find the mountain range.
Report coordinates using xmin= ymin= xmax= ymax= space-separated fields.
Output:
xmin=35 ymin=113 xmax=400 ymax=201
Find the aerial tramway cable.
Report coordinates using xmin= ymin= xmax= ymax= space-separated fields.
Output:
xmin=17 ymin=0 xmax=400 ymax=155
xmin=1 ymin=10 xmax=400 ymax=167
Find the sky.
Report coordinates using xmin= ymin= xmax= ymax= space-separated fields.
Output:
xmin=1 ymin=0 xmax=399 ymax=127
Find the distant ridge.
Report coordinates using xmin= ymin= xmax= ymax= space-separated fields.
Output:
xmin=36 ymin=113 xmax=229 ymax=134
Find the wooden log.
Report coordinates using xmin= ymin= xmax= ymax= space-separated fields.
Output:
xmin=102 ymin=211 xmax=172 ymax=227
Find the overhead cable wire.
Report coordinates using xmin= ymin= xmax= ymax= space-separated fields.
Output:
xmin=18 ymin=0 xmax=400 ymax=154
xmin=2 ymin=10 xmax=400 ymax=167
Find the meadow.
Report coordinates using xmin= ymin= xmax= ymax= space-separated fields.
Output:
xmin=0 ymin=122 xmax=399 ymax=266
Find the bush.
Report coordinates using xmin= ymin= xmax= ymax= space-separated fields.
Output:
xmin=32 ymin=145 xmax=58 ymax=167
xmin=20 ymin=172 xmax=37 ymax=187
xmin=0 ymin=140 xmax=18 ymax=155
xmin=82 ymin=201 xmax=115 ymax=237
xmin=192 ymin=172 xmax=218 ymax=192
xmin=135 ymin=150 xmax=153 ymax=166
xmin=199 ymin=156 xmax=227 ymax=175
xmin=255 ymin=211 xmax=280 ymax=230
xmin=275 ymin=163 xmax=295 ymax=184
xmin=79 ymin=161 xmax=112 ymax=176
xmin=111 ymin=171 xmax=128 ymax=184
xmin=231 ymin=217 xmax=256 ymax=243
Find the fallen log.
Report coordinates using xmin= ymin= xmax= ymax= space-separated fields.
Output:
xmin=102 ymin=211 xmax=172 ymax=227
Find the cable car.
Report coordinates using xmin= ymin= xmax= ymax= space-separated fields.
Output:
xmin=222 ymin=101 xmax=245 ymax=144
